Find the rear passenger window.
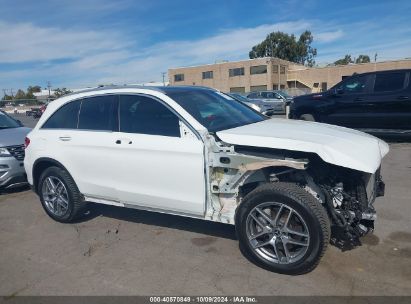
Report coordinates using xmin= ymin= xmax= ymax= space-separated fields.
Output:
xmin=119 ymin=95 xmax=180 ymax=137
xmin=78 ymin=95 xmax=118 ymax=131
xmin=374 ymin=72 xmax=406 ymax=92
xmin=42 ymin=100 xmax=80 ymax=129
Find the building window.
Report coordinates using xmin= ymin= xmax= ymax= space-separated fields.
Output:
xmin=174 ymin=74 xmax=184 ymax=82
xmin=321 ymin=82 xmax=328 ymax=91
xmin=250 ymin=85 xmax=267 ymax=92
xmin=280 ymin=66 xmax=286 ymax=74
xmin=280 ymin=85 xmax=285 ymax=89
xmin=202 ymin=71 xmax=213 ymax=79
xmin=250 ymin=65 xmax=267 ymax=75
xmin=272 ymin=65 xmax=279 ymax=74
xmin=230 ymin=87 xmax=245 ymax=93
xmin=273 ymin=84 xmax=279 ymax=90
xmin=313 ymin=83 xmax=319 ymax=88
xmin=229 ymin=67 xmax=245 ymax=77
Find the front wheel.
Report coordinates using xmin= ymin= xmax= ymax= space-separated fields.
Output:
xmin=236 ymin=182 xmax=330 ymax=275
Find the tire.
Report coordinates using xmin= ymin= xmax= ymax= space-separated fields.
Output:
xmin=235 ymin=182 xmax=330 ymax=275
xmin=300 ymin=114 xmax=315 ymax=121
xmin=38 ymin=166 xmax=84 ymax=223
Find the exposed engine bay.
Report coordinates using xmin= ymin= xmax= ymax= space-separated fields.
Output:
xmin=206 ymin=135 xmax=385 ymax=251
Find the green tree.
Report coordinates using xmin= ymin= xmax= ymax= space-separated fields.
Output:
xmin=249 ymin=30 xmax=317 ymax=67
xmin=14 ymin=89 xmax=26 ymax=100
xmin=53 ymin=88 xmax=72 ymax=98
xmin=355 ymin=54 xmax=370 ymax=64
xmin=334 ymin=54 xmax=353 ymax=65
xmin=25 ymin=85 xmax=41 ymax=99
xmin=1 ymin=94 xmax=13 ymax=101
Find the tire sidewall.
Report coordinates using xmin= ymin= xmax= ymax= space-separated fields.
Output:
xmin=39 ymin=167 xmax=76 ymax=222
xmin=236 ymin=185 xmax=326 ymax=274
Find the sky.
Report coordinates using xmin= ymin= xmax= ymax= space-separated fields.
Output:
xmin=0 ymin=0 xmax=410 ymax=92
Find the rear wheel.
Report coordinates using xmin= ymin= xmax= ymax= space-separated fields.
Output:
xmin=236 ymin=182 xmax=330 ymax=275
xmin=38 ymin=166 xmax=84 ymax=223
xmin=300 ymin=114 xmax=315 ymax=121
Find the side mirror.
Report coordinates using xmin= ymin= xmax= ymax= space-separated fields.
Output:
xmin=336 ymin=88 xmax=344 ymax=95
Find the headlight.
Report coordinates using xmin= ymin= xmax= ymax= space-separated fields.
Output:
xmin=0 ymin=147 xmax=12 ymax=157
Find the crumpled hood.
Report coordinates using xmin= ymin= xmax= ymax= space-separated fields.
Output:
xmin=0 ymin=127 xmax=31 ymax=147
xmin=216 ymin=118 xmax=389 ymax=173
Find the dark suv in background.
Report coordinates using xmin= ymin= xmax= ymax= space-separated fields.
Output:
xmin=289 ymin=69 xmax=411 ymax=136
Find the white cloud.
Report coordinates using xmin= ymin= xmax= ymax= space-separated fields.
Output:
xmin=0 ymin=21 xmax=129 ymax=63
xmin=0 ymin=20 xmax=312 ymax=88
xmin=315 ymin=30 xmax=344 ymax=43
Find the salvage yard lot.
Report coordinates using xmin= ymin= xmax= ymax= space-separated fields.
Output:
xmin=0 ymin=117 xmax=410 ymax=296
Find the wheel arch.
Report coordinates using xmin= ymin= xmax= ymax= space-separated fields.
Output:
xmin=32 ymin=158 xmax=74 ymax=194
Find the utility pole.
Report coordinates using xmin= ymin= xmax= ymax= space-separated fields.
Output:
xmin=47 ymin=81 xmax=51 ymax=98
xmin=374 ymin=53 xmax=377 ymax=62
xmin=161 ymin=72 xmax=167 ymax=86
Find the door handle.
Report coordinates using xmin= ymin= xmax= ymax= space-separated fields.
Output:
xmin=397 ymin=96 xmax=409 ymax=100
xmin=115 ymin=139 xmax=132 ymax=144
xmin=59 ymin=136 xmax=71 ymax=141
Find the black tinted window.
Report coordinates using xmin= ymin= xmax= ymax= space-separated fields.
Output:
xmin=119 ymin=95 xmax=180 ymax=137
xmin=78 ymin=95 xmax=118 ymax=131
xmin=42 ymin=100 xmax=80 ymax=129
xmin=374 ymin=72 xmax=405 ymax=92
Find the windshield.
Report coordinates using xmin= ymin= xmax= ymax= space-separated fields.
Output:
xmin=277 ymin=91 xmax=292 ymax=98
xmin=0 ymin=111 xmax=20 ymax=129
xmin=227 ymin=93 xmax=249 ymax=103
xmin=166 ymin=89 xmax=266 ymax=132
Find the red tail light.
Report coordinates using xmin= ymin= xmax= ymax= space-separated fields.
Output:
xmin=24 ymin=137 xmax=30 ymax=149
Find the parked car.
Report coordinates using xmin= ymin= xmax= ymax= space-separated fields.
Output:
xmin=0 ymin=111 xmax=31 ymax=190
xmin=226 ymin=93 xmax=275 ymax=116
xmin=247 ymin=91 xmax=287 ymax=114
xmin=24 ymin=86 xmax=388 ymax=274
xmin=289 ymin=69 xmax=411 ymax=136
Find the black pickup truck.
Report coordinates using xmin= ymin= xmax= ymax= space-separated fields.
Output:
xmin=289 ymin=69 xmax=411 ymax=136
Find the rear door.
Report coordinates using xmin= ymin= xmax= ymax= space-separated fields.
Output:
xmin=39 ymin=95 xmax=119 ymax=201
xmin=366 ymin=71 xmax=410 ymax=130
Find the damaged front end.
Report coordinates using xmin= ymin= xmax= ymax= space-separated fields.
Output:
xmin=317 ymin=167 xmax=385 ymax=251
xmin=205 ymin=134 xmax=385 ymax=252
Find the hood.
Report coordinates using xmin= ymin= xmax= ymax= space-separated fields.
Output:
xmin=0 ymin=127 xmax=31 ymax=147
xmin=216 ymin=118 xmax=389 ymax=174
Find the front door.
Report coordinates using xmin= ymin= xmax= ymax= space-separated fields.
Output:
xmin=321 ymin=74 xmax=374 ymax=129
xmin=114 ymin=94 xmax=205 ymax=216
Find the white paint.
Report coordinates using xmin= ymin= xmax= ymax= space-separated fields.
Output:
xmin=217 ymin=118 xmax=389 ymax=174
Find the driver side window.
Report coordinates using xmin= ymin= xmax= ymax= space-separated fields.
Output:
xmin=340 ymin=75 xmax=369 ymax=94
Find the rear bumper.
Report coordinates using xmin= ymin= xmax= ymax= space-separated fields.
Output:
xmin=0 ymin=157 xmax=28 ymax=189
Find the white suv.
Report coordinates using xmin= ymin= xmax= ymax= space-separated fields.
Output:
xmin=24 ymin=86 xmax=388 ymax=274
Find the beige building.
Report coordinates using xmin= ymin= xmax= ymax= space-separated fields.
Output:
xmin=168 ymin=57 xmax=411 ymax=95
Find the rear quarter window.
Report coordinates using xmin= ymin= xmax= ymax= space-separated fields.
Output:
xmin=42 ymin=100 xmax=81 ymax=129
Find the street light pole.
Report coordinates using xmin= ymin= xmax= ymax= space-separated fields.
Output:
xmin=161 ymin=72 xmax=167 ymax=86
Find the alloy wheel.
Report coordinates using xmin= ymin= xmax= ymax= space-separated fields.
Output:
xmin=41 ymin=176 xmax=70 ymax=217
xmin=246 ymin=202 xmax=310 ymax=264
